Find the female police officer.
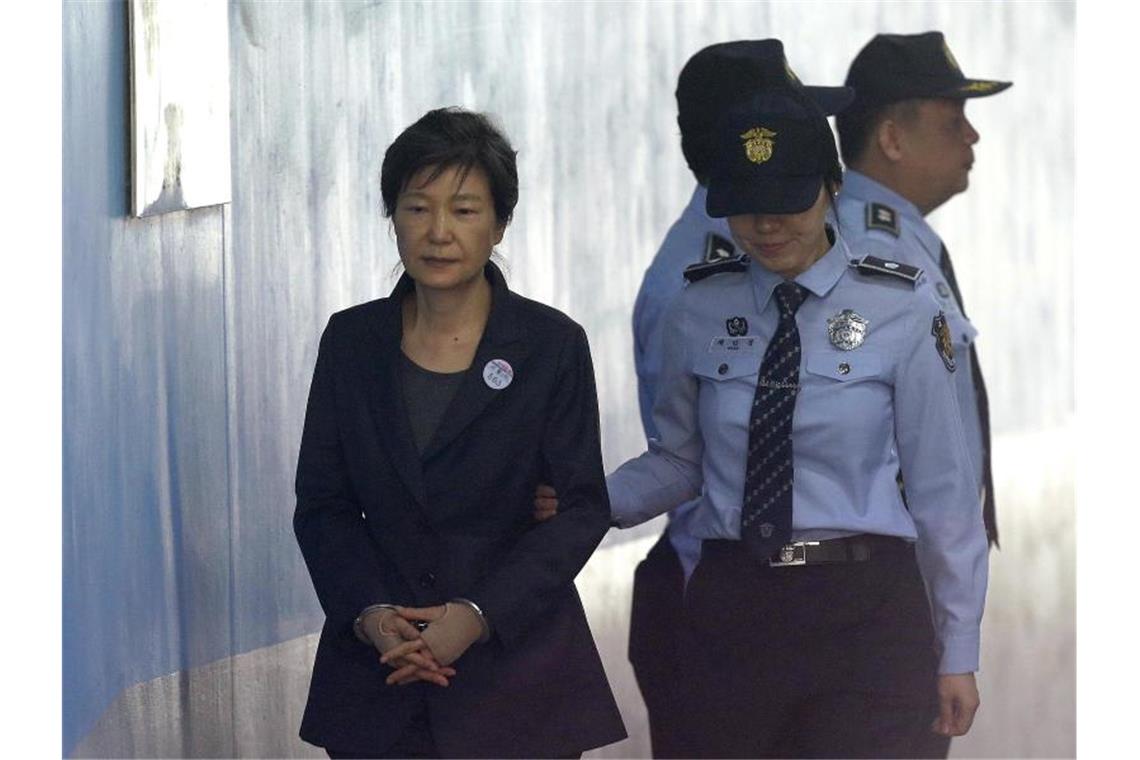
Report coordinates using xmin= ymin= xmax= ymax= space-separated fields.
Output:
xmin=606 ymin=88 xmax=988 ymax=757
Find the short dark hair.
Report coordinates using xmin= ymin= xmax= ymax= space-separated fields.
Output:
xmin=381 ymin=107 xmax=519 ymax=226
xmin=836 ymin=100 xmax=920 ymax=166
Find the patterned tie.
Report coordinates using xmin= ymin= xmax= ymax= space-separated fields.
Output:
xmin=741 ymin=281 xmax=808 ymax=559
xmin=939 ymin=244 xmax=998 ymax=547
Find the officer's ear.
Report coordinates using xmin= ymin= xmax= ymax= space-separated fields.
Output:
xmin=875 ymin=100 xmax=922 ymax=164
xmin=875 ymin=118 xmax=906 ymax=163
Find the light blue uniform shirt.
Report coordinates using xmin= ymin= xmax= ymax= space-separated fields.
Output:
xmin=609 ymin=235 xmax=989 ymax=675
xmin=631 ymin=185 xmax=731 ymax=581
xmin=837 ymin=170 xmax=986 ymax=492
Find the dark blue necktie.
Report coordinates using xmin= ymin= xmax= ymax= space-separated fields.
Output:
xmin=938 ymin=244 xmax=998 ymax=547
xmin=741 ymin=281 xmax=808 ymax=559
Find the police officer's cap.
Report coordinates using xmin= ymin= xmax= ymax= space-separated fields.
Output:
xmin=845 ymin=31 xmax=1012 ymax=111
xmin=677 ymin=39 xmax=855 ymax=133
xmin=706 ymin=89 xmax=839 ymax=218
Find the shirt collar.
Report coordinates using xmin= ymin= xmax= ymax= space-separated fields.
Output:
xmin=841 ymin=169 xmax=944 ymax=262
xmin=749 ymin=231 xmax=849 ymax=313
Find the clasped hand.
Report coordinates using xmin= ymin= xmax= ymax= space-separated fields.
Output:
xmin=362 ymin=603 xmax=483 ymax=687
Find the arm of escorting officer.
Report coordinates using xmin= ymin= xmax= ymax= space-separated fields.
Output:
xmin=893 ymin=299 xmax=989 ymax=736
xmin=607 ymin=296 xmax=705 ymax=526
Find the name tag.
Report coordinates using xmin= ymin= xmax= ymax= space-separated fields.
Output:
xmin=708 ymin=336 xmax=761 ymax=354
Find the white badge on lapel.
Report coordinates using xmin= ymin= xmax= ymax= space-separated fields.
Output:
xmin=483 ymin=359 xmax=514 ymax=390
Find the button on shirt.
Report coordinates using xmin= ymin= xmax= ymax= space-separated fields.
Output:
xmin=837 ymin=170 xmax=985 ymax=491
xmin=608 ymin=235 xmax=988 ymax=675
xmin=631 ymin=185 xmax=731 ymax=580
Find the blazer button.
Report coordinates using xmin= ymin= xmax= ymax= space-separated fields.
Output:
xmin=418 ymin=571 xmax=436 ymax=589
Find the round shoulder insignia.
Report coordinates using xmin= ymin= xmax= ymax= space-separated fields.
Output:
xmin=931 ymin=312 xmax=956 ymax=372
xmin=827 ymin=309 xmax=870 ymax=351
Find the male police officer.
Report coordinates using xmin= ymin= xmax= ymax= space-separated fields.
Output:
xmin=834 ymin=30 xmax=1011 ymax=753
xmin=627 ymin=41 xmax=851 ymax=757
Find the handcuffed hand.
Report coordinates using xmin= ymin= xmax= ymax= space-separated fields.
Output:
xmin=394 ymin=603 xmax=484 ymax=667
xmin=533 ymin=483 xmax=559 ymax=522
xmin=359 ymin=607 xmax=455 ymax=687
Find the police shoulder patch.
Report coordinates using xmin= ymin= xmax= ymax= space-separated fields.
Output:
xmin=865 ymin=202 xmax=900 ymax=237
xmin=849 ymin=255 xmax=923 ymax=286
xmin=931 ymin=311 xmax=956 ymax=372
xmin=703 ymin=232 xmax=736 ymax=263
xmin=684 ymin=253 xmax=749 ymax=283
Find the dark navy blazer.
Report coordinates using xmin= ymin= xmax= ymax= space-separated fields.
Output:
xmin=294 ymin=262 xmax=626 ymax=757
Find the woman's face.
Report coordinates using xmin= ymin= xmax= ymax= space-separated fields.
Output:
xmin=393 ymin=163 xmax=505 ymax=293
xmin=727 ymin=185 xmax=832 ymax=279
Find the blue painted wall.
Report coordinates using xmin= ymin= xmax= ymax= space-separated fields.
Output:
xmin=63 ymin=0 xmax=240 ymax=751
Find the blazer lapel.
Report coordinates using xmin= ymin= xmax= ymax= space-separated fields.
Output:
xmin=363 ymin=276 xmax=428 ymax=506
xmin=421 ymin=262 xmax=531 ymax=462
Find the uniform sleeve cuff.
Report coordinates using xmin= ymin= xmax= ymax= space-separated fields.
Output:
xmin=938 ymin=629 xmax=980 ymax=674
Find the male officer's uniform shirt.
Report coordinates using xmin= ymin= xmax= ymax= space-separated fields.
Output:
xmin=608 ymin=235 xmax=988 ymax=675
xmin=631 ymin=184 xmax=731 ymax=581
xmin=837 ymin=169 xmax=985 ymax=491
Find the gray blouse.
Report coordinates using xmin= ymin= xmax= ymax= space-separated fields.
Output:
xmin=399 ymin=352 xmax=466 ymax=454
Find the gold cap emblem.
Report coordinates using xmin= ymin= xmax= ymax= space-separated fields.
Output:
xmin=960 ymin=81 xmax=998 ymax=93
xmin=741 ymin=127 xmax=777 ymax=164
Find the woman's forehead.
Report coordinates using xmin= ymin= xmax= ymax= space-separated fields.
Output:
xmin=403 ymin=163 xmax=491 ymax=198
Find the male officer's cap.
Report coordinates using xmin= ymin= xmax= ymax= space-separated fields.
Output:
xmin=677 ymin=39 xmax=855 ymax=124
xmin=845 ymin=31 xmax=1012 ymax=110
xmin=705 ymin=89 xmax=839 ymax=218
xmin=677 ymin=40 xmax=854 ymax=180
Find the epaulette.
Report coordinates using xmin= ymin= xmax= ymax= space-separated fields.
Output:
xmin=702 ymin=232 xmax=736 ymax=263
xmin=865 ymin=202 xmax=900 ymax=237
xmin=684 ymin=253 xmax=749 ymax=283
xmin=849 ymin=255 xmax=922 ymax=286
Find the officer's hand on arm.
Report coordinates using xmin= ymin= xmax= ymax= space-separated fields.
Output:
xmin=359 ymin=607 xmax=455 ymax=687
xmin=533 ymin=483 xmax=559 ymax=522
xmin=396 ymin=602 xmax=488 ymax=667
xmin=932 ymin=673 xmax=980 ymax=736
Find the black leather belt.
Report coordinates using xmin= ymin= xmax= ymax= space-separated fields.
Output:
xmin=703 ymin=534 xmax=909 ymax=567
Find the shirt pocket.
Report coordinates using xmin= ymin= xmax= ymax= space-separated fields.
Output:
xmin=803 ymin=352 xmax=883 ymax=383
xmin=799 ymin=352 xmax=892 ymax=455
xmin=691 ymin=353 xmax=760 ymax=438
xmin=692 ymin=352 xmax=761 ymax=383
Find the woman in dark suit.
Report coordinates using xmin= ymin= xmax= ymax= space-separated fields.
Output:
xmin=294 ymin=107 xmax=626 ymax=759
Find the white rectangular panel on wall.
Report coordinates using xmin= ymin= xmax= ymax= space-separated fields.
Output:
xmin=128 ymin=0 xmax=230 ymax=217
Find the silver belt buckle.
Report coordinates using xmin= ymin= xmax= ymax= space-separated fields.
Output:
xmin=769 ymin=541 xmax=820 ymax=567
